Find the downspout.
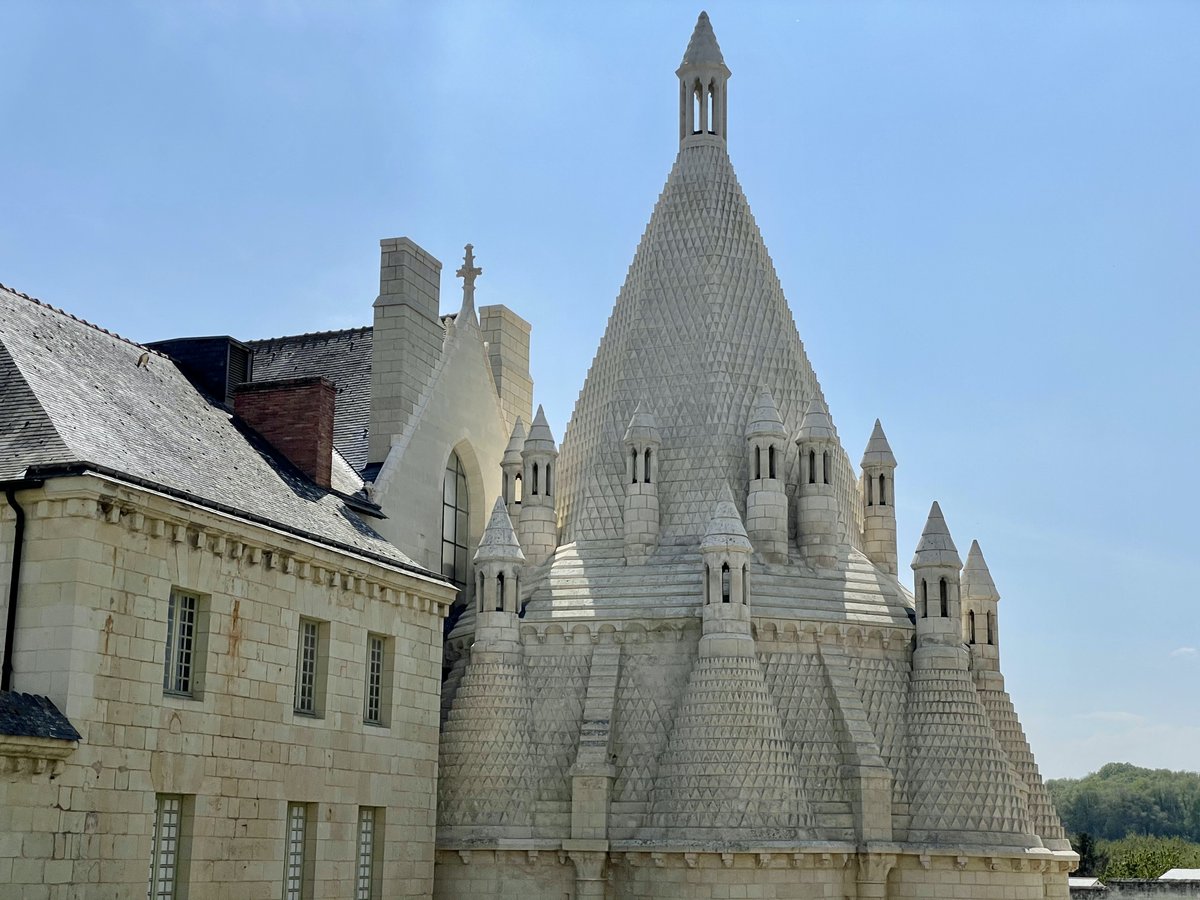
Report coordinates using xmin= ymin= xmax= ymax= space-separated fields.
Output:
xmin=2 ymin=487 xmax=27 ymax=692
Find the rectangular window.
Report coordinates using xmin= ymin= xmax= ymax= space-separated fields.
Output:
xmin=284 ymin=802 xmax=315 ymax=900
xmin=163 ymin=589 xmax=203 ymax=697
xmin=293 ymin=619 xmax=327 ymax=717
xmin=363 ymin=634 xmax=393 ymax=726
xmin=149 ymin=794 xmax=191 ymax=900
xmin=355 ymin=807 xmax=382 ymax=900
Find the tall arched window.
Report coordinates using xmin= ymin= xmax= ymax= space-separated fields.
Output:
xmin=642 ymin=450 xmax=651 ymax=484
xmin=867 ymin=474 xmax=875 ymax=507
xmin=939 ymin=578 xmax=949 ymax=617
xmin=968 ymin=610 xmax=976 ymax=644
xmin=502 ymin=473 xmax=509 ymax=503
xmin=546 ymin=463 xmax=553 ymax=496
xmin=704 ymin=564 xmax=710 ymax=605
xmin=879 ymin=474 xmax=887 ymax=506
xmin=754 ymin=446 xmax=761 ymax=480
xmin=721 ymin=563 xmax=731 ymax=603
xmin=513 ymin=472 xmax=523 ymax=502
xmin=987 ymin=612 xmax=995 ymax=645
xmin=495 ymin=571 xmax=505 ymax=612
xmin=921 ymin=579 xmax=929 ymax=618
xmin=742 ymin=565 xmax=749 ymax=605
xmin=441 ymin=451 xmax=469 ymax=593
xmin=531 ymin=462 xmax=539 ymax=495
xmin=631 ymin=448 xmax=638 ymax=484
xmin=768 ymin=445 xmax=776 ymax=479
xmin=808 ymin=450 xmax=816 ymax=484
xmin=822 ymin=450 xmax=831 ymax=485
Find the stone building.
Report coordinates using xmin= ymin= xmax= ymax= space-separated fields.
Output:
xmin=433 ymin=12 xmax=1078 ymax=900
xmin=0 ymin=284 xmax=456 ymax=898
xmin=0 ymin=10 xmax=1078 ymax=900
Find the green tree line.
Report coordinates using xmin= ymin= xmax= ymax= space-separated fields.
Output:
xmin=1048 ymin=762 xmax=1200 ymax=841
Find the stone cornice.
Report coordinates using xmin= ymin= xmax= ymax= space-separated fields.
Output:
xmin=22 ymin=475 xmax=456 ymax=616
xmin=0 ymin=733 xmax=77 ymax=776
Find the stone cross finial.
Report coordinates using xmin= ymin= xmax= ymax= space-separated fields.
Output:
xmin=456 ymin=243 xmax=482 ymax=322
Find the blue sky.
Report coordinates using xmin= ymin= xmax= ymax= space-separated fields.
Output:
xmin=3 ymin=1 xmax=1197 ymax=779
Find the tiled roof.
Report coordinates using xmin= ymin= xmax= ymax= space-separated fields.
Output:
xmin=247 ymin=327 xmax=372 ymax=473
xmin=0 ymin=692 xmax=80 ymax=741
xmin=0 ymin=285 xmax=431 ymax=575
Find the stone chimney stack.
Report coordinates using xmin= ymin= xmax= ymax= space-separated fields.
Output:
xmin=368 ymin=237 xmax=444 ymax=466
xmin=234 ymin=376 xmax=336 ymax=489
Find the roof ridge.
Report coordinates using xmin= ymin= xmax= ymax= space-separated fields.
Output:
xmin=245 ymin=324 xmax=373 ymax=347
xmin=0 ymin=281 xmax=173 ymax=360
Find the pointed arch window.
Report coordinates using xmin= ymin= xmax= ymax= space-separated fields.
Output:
xmin=546 ymin=463 xmax=553 ymax=496
xmin=867 ymin=473 xmax=874 ymax=507
xmin=939 ymin=578 xmax=949 ymax=617
xmin=768 ymin=445 xmax=776 ymax=479
xmin=643 ymin=449 xmax=651 ymax=484
xmin=921 ymin=579 xmax=929 ymax=618
xmin=987 ymin=612 xmax=995 ymax=645
xmin=879 ymin=474 xmax=887 ymax=506
xmin=531 ymin=462 xmax=539 ymax=495
xmin=631 ymin=448 xmax=638 ymax=484
xmin=721 ymin=563 xmax=731 ymax=603
xmin=495 ymin=571 xmax=505 ymax=613
xmin=808 ymin=450 xmax=816 ymax=485
xmin=754 ymin=445 xmax=761 ymax=480
xmin=822 ymin=450 xmax=831 ymax=485
xmin=741 ymin=565 xmax=749 ymax=605
xmin=968 ymin=610 xmax=976 ymax=644
xmin=513 ymin=472 xmax=523 ymax=503
xmin=704 ymin=564 xmax=711 ymax=605
xmin=441 ymin=452 xmax=469 ymax=593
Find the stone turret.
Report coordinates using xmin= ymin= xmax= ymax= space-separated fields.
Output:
xmin=438 ymin=498 xmax=534 ymax=838
xmin=745 ymin=388 xmax=788 ymax=563
xmin=699 ymin=484 xmax=754 ymax=657
xmin=962 ymin=540 xmax=1000 ymax=674
xmin=860 ymin=419 xmax=898 ymax=575
xmin=795 ymin=398 xmax=840 ymax=569
xmin=519 ymin=405 xmax=558 ymax=567
xmin=622 ymin=403 xmax=661 ymax=564
xmin=501 ymin=418 xmax=526 ymax=519
xmin=676 ymin=11 xmax=731 ymax=145
xmin=911 ymin=501 xmax=966 ymax=671
xmin=473 ymin=498 xmax=525 ymax=655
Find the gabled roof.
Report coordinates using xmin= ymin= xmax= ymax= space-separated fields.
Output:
xmin=247 ymin=326 xmax=373 ymax=473
xmin=0 ymin=285 xmax=431 ymax=574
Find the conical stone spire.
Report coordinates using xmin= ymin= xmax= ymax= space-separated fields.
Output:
xmin=747 ymin=387 xmax=787 ymax=438
xmin=622 ymin=402 xmax=659 ymax=444
xmin=476 ymin=497 xmax=524 ymax=565
xmin=962 ymin=540 xmax=999 ymax=602
xmin=912 ymin=501 xmax=962 ymax=569
xmin=554 ymin=102 xmax=859 ymax=550
xmin=504 ymin=418 xmax=527 ymax=464
xmin=797 ymin=398 xmax=836 ymax=441
xmin=525 ymin=404 xmax=556 ymax=452
xmin=678 ymin=11 xmax=728 ymax=70
xmin=860 ymin=418 xmax=897 ymax=468
xmin=701 ymin=483 xmax=752 ymax=552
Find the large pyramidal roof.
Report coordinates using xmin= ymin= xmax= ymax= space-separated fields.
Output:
xmin=556 ymin=15 xmax=860 ymax=550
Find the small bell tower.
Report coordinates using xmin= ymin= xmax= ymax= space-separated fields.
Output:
xmin=911 ymin=502 xmax=966 ymax=671
xmin=518 ymin=405 xmax=559 ymax=567
xmin=745 ymin=388 xmax=788 ymax=563
xmin=677 ymin=11 xmax=731 ymax=146
xmin=860 ymin=419 xmax=898 ymax=575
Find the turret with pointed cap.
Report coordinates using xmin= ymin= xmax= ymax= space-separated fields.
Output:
xmin=472 ymin=498 xmax=525 ymax=653
xmin=746 ymin=388 xmax=788 ymax=562
xmin=962 ymin=539 xmax=1001 ymax=672
xmin=861 ymin=418 xmax=899 ymax=574
xmin=912 ymin=501 xmax=967 ymax=669
xmin=519 ymin=404 xmax=559 ymax=566
xmin=796 ymin=398 xmax=841 ymax=568
xmin=623 ymin=403 xmax=661 ymax=563
xmin=501 ymin=417 xmax=526 ymax=517
xmin=677 ymin=12 xmax=731 ymax=145
xmin=699 ymin=484 xmax=754 ymax=655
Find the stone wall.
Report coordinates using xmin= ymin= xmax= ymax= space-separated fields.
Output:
xmin=0 ymin=474 xmax=453 ymax=899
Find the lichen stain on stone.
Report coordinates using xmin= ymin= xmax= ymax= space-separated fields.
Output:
xmin=101 ymin=613 xmax=113 ymax=655
xmin=228 ymin=599 xmax=242 ymax=662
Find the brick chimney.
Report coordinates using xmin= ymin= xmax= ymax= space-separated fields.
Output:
xmin=233 ymin=377 xmax=336 ymax=489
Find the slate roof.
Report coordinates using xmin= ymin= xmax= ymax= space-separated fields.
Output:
xmin=0 ymin=285 xmax=431 ymax=574
xmin=247 ymin=327 xmax=373 ymax=473
xmin=0 ymin=691 xmax=80 ymax=741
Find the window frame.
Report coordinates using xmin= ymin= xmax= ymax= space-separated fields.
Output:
xmin=149 ymin=793 xmax=192 ymax=900
xmin=355 ymin=806 xmax=384 ymax=900
xmin=293 ymin=618 xmax=328 ymax=718
xmin=163 ymin=588 xmax=206 ymax=700
xmin=363 ymin=633 xmax=393 ymax=727
xmin=284 ymin=802 xmax=315 ymax=900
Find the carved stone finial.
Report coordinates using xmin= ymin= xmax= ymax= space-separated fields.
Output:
xmin=456 ymin=243 xmax=482 ymax=322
